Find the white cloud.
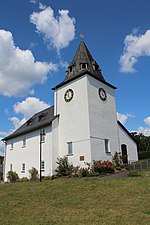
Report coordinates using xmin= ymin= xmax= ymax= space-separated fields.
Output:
xmin=9 ymin=117 xmax=26 ymax=130
xmin=144 ymin=116 xmax=150 ymax=126
xmin=39 ymin=3 xmax=46 ymax=10
xmin=0 ymin=29 xmax=57 ymax=97
xmin=0 ymin=131 xmax=9 ymax=136
xmin=117 ymin=112 xmax=134 ymax=125
xmin=13 ymin=97 xmax=50 ymax=120
xmin=119 ymin=29 xmax=150 ymax=73
xmin=30 ymin=0 xmax=37 ymax=4
xmin=30 ymin=6 xmax=75 ymax=53
xmin=137 ymin=127 xmax=150 ymax=137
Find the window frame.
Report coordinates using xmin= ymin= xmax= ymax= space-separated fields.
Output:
xmin=67 ymin=142 xmax=73 ymax=156
xmin=22 ymin=137 xmax=26 ymax=148
xmin=21 ymin=163 xmax=25 ymax=173
xmin=104 ymin=139 xmax=110 ymax=154
xmin=41 ymin=160 xmax=45 ymax=171
xmin=10 ymin=143 xmax=13 ymax=150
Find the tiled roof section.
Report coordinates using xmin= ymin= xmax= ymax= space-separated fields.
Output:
xmin=4 ymin=106 xmax=57 ymax=140
xmin=52 ymin=41 xmax=116 ymax=90
xmin=65 ymin=41 xmax=105 ymax=82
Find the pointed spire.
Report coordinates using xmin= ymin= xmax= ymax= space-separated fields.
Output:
xmin=64 ymin=41 xmax=105 ymax=82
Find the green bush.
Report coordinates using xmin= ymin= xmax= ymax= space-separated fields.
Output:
xmin=112 ymin=151 xmax=122 ymax=166
xmin=7 ymin=171 xmax=19 ymax=182
xmin=138 ymin=151 xmax=150 ymax=160
xmin=79 ymin=168 xmax=89 ymax=177
xmin=87 ymin=171 xmax=100 ymax=177
xmin=55 ymin=156 xmax=73 ymax=176
xmin=29 ymin=167 xmax=39 ymax=181
xmin=128 ymin=171 xmax=141 ymax=177
xmin=93 ymin=160 xmax=114 ymax=174
xmin=20 ymin=177 xmax=29 ymax=182
xmin=115 ymin=166 xmax=121 ymax=171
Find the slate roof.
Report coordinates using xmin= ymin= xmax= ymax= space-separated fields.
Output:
xmin=3 ymin=106 xmax=57 ymax=141
xmin=53 ymin=41 xmax=116 ymax=90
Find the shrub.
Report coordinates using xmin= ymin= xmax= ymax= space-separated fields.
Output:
xmin=112 ymin=151 xmax=122 ymax=166
xmin=20 ymin=177 xmax=29 ymax=182
xmin=138 ymin=151 xmax=150 ymax=160
xmin=115 ymin=166 xmax=121 ymax=171
xmin=79 ymin=168 xmax=89 ymax=177
xmin=93 ymin=160 xmax=114 ymax=174
xmin=29 ymin=167 xmax=39 ymax=181
xmin=55 ymin=156 xmax=73 ymax=176
xmin=87 ymin=171 xmax=100 ymax=177
xmin=44 ymin=176 xmax=51 ymax=180
xmin=128 ymin=171 xmax=141 ymax=177
xmin=7 ymin=171 xmax=19 ymax=182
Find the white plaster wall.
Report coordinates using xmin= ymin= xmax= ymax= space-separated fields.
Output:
xmin=4 ymin=126 xmax=52 ymax=181
xmin=51 ymin=117 xmax=59 ymax=175
xmin=118 ymin=125 xmax=138 ymax=162
xmin=54 ymin=75 xmax=92 ymax=166
xmin=87 ymin=75 xmax=120 ymax=161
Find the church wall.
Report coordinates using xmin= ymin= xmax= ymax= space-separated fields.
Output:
xmin=118 ymin=125 xmax=138 ymax=162
xmin=87 ymin=75 xmax=120 ymax=161
xmin=4 ymin=126 xmax=52 ymax=181
xmin=54 ymin=75 xmax=92 ymax=166
xmin=51 ymin=117 xmax=59 ymax=174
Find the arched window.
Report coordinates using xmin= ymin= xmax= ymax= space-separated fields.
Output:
xmin=121 ymin=144 xmax=128 ymax=164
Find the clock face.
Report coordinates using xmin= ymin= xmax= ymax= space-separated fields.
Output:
xmin=64 ymin=89 xmax=74 ymax=102
xmin=99 ymin=88 xmax=107 ymax=101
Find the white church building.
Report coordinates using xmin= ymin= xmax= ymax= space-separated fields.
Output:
xmin=3 ymin=41 xmax=138 ymax=181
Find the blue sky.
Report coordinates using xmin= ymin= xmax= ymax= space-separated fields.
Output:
xmin=0 ymin=0 xmax=150 ymax=154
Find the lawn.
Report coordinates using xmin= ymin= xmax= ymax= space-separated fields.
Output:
xmin=0 ymin=177 xmax=150 ymax=225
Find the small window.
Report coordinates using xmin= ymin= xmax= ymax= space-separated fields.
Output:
xmin=68 ymin=142 xmax=73 ymax=155
xmin=41 ymin=161 xmax=45 ymax=171
xmin=21 ymin=163 xmax=25 ymax=173
xmin=10 ymin=164 xmax=12 ymax=171
xmin=38 ymin=113 xmax=47 ymax=121
xmin=81 ymin=63 xmax=87 ymax=70
xmin=40 ymin=128 xmax=45 ymax=143
xmin=69 ymin=66 xmax=72 ymax=72
xmin=10 ymin=143 xmax=13 ymax=150
xmin=22 ymin=137 xmax=26 ymax=148
xmin=27 ymin=118 xmax=34 ymax=126
xmin=105 ymin=139 xmax=110 ymax=153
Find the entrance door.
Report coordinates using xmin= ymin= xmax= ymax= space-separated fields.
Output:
xmin=121 ymin=144 xmax=128 ymax=164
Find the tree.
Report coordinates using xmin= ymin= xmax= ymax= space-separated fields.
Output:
xmin=131 ymin=132 xmax=150 ymax=159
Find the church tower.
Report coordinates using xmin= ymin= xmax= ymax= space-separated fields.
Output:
xmin=53 ymin=41 xmax=120 ymax=166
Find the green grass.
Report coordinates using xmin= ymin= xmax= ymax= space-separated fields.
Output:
xmin=0 ymin=177 xmax=150 ymax=225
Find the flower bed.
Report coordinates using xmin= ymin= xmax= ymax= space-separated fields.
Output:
xmin=93 ymin=160 xmax=114 ymax=174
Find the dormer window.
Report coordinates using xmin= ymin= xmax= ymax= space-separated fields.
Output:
xmin=27 ymin=118 xmax=34 ymax=126
xmin=69 ymin=66 xmax=73 ymax=72
xmin=93 ymin=63 xmax=99 ymax=71
xmin=81 ymin=63 xmax=88 ymax=70
xmin=38 ymin=113 xmax=47 ymax=121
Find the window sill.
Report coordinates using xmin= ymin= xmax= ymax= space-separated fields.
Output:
xmin=67 ymin=154 xmax=73 ymax=156
xmin=106 ymin=152 xmax=111 ymax=155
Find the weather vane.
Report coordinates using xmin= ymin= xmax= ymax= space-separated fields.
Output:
xmin=80 ymin=34 xmax=85 ymax=40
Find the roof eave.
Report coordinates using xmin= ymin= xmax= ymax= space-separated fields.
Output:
xmin=52 ymin=71 xmax=116 ymax=90
xmin=3 ymin=115 xmax=59 ymax=141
